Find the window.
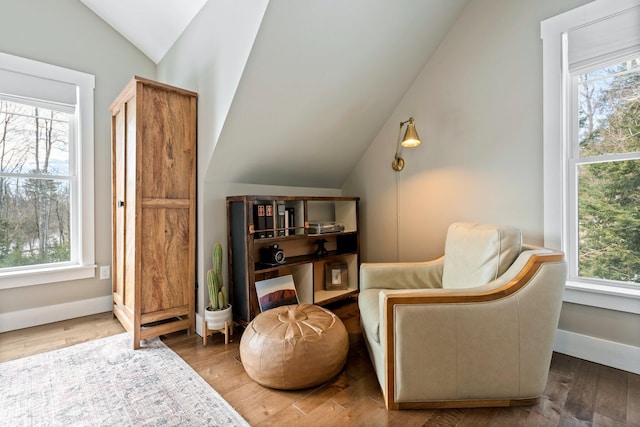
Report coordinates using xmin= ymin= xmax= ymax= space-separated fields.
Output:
xmin=1 ymin=98 xmax=73 ymax=268
xmin=571 ymin=58 xmax=640 ymax=285
xmin=0 ymin=53 xmax=95 ymax=288
xmin=542 ymin=0 xmax=640 ymax=314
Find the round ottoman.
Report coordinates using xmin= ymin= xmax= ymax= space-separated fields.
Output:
xmin=240 ymin=304 xmax=349 ymax=390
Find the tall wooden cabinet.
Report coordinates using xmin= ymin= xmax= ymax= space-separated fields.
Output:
xmin=111 ymin=76 xmax=197 ymax=349
xmin=227 ymin=195 xmax=360 ymax=325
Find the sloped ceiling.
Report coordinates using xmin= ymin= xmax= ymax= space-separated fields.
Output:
xmin=80 ymin=0 xmax=207 ymax=63
xmin=209 ymin=0 xmax=468 ymax=188
xmin=82 ymin=0 xmax=469 ymax=189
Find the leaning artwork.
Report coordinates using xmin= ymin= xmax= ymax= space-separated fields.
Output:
xmin=255 ymin=275 xmax=299 ymax=312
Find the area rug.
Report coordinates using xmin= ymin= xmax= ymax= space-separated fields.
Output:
xmin=0 ymin=333 xmax=249 ymax=427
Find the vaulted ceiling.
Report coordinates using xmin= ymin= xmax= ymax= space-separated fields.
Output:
xmin=80 ymin=0 xmax=207 ymax=63
xmin=81 ymin=0 xmax=469 ymax=188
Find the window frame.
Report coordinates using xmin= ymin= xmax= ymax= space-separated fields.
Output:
xmin=569 ymin=59 xmax=640 ymax=287
xmin=0 ymin=52 xmax=95 ymax=289
xmin=541 ymin=0 xmax=640 ymax=315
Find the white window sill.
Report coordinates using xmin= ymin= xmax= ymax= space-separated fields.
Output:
xmin=563 ymin=280 xmax=640 ymax=315
xmin=0 ymin=264 xmax=97 ymax=290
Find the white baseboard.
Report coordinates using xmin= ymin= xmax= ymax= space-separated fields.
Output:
xmin=554 ymin=329 xmax=640 ymax=375
xmin=0 ymin=298 xmax=209 ymax=341
xmin=0 ymin=296 xmax=113 ymax=333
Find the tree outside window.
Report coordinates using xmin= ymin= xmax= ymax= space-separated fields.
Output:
xmin=0 ymin=99 xmax=72 ymax=269
xmin=575 ymin=57 xmax=640 ymax=284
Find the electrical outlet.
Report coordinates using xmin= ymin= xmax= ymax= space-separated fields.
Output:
xmin=99 ymin=265 xmax=111 ymax=280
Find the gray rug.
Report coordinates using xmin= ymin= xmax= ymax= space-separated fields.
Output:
xmin=0 ymin=333 xmax=249 ymax=427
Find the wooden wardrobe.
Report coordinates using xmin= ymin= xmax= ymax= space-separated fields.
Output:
xmin=111 ymin=76 xmax=197 ymax=349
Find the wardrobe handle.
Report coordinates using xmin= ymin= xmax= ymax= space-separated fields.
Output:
xmin=117 ymin=200 xmax=124 ymax=208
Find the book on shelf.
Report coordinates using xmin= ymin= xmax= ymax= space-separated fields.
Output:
xmin=265 ymin=204 xmax=274 ymax=237
xmin=253 ymin=204 xmax=266 ymax=238
xmin=284 ymin=209 xmax=290 ymax=236
xmin=285 ymin=207 xmax=295 ymax=236
xmin=277 ymin=204 xmax=286 ymax=236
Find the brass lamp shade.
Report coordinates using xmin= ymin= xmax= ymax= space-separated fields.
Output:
xmin=401 ymin=121 xmax=421 ymax=147
xmin=392 ymin=117 xmax=422 ymax=171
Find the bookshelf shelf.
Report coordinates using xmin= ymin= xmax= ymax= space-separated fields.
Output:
xmin=226 ymin=195 xmax=360 ymax=325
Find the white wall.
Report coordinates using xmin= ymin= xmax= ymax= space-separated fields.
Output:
xmin=0 ymin=0 xmax=155 ymax=325
xmin=343 ymin=0 xmax=640 ymax=373
xmin=345 ymin=0 xmax=592 ymax=261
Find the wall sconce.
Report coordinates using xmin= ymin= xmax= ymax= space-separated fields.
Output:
xmin=391 ymin=117 xmax=421 ymax=171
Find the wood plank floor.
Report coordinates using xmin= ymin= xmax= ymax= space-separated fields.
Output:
xmin=1 ymin=299 xmax=638 ymax=427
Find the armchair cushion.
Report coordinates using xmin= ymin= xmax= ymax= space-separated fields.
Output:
xmin=442 ymin=222 xmax=522 ymax=289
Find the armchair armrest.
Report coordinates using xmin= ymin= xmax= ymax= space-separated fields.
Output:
xmin=360 ymin=256 xmax=444 ymax=291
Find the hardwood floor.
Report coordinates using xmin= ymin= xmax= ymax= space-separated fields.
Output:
xmin=0 ymin=310 xmax=126 ymax=362
xmin=1 ymin=300 xmax=638 ymax=427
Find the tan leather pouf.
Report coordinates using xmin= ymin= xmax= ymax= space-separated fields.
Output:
xmin=240 ymin=304 xmax=349 ymax=390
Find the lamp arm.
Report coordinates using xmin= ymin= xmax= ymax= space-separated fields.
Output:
xmin=399 ymin=117 xmax=414 ymax=127
xmin=393 ymin=121 xmax=404 ymax=159
xmin=391 ymin=122 xmax=405 ymax=171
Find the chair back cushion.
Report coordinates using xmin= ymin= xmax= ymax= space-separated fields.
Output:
xmin=442 ymin=222 xmax=522 ymax=289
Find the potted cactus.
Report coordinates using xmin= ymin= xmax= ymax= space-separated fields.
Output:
xmin=204 ymin=242 xmax=232 ymax=330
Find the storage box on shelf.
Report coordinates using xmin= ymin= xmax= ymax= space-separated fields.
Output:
xmin=226 ymin=195 xmax=360 ymax=325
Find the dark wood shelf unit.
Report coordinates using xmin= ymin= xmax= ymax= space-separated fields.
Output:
xmin=227 ymin=195 xmax=360 ymax=325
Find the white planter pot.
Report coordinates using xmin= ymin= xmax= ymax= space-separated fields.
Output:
xmin=205 ymin=305 xmax=232 ymax=330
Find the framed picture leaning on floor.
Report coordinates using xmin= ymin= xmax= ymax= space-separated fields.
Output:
xmin=255 ymin=275 xmax=299 ymax=312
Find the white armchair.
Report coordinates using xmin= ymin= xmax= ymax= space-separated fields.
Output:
xmin=358 ymin=223 xmax=566 ymax=409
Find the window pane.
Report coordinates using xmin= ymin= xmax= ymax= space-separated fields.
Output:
xmin=0 ymin=177 xmax=70 ymax=268
xmin=578 ymin=58 xmax=640 ymax=158
xmin=0 ymin=99 xmax=70 ymax=175
xmin=577 ymin=160 xmax=640 ymax=283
